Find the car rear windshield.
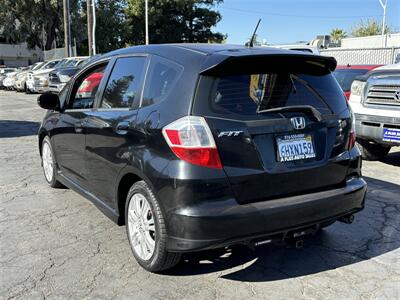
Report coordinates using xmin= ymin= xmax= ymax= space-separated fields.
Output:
xmin=333 ymin=69 xmax=369 ymax=91
xmin=194 ymin=72 xmax=347 ymax=121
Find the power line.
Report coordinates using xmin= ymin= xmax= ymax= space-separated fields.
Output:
xmin=221 ymin=6 xmax=383 ymax=19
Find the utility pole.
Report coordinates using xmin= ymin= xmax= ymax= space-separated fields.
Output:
xmin=378 ymin=0 xmax=388 ymax=47
xmin=145 ymin=0 xmax=149 ymax=45
xmin=92 ymin=0 xmax=96 ymax=55
xmin=87 ymin=0 xmax=96 ymax=55
xmin=87 ymin=0 xmax=93 ymax=56
xmin=63 ymin=0 xmax=71 ymax=57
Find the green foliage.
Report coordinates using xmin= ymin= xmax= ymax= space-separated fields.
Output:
xmin=0 ymin=0 xmax=84 ymax=50
xmin=95 ymin=0 xmax=128 ymax=53
xmin=79 ymin=0 xmax=128 ymax=54
xmin=330 ymin=28 xmax=347 ymax=43
xmin=125 ymin=0 xmax=226 ymax=44
xmin=245 ymin=33 xmax=262 ymax=46
xmin=0 ymin=0 xmax=226 ymax=53
xmin=351 ymin=19 xmax=390 ymax=37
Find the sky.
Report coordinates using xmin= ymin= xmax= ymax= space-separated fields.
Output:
xmin=214 ymin=0 xmax=400 ymax=45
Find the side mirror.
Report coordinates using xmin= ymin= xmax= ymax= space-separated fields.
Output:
xmin=37 ymin=93 xmax=60 ymax=111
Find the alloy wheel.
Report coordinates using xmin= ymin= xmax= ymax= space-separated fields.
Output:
xmin=42 ymin=142 xmax=54 ymax=182
xmin=127 ymin=193 xmax=156 ymax=261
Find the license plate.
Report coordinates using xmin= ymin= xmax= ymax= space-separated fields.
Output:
xmin=277 ymin=134 xmax=316 ymax=162
xmin=383 ymin=128 xmax=400 ymax=143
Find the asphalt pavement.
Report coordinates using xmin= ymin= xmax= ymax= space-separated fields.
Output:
xmin=0 ymin=90 xmax=399 ymax=299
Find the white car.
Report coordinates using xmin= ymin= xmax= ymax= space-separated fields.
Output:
xmin=0 ymin=68 xmax=17 ymax=88
xmin=349 ymin=64 xmax=400 ymax=160
xmin=26 ymin=59 xmax=64 ymax=93
xmin=267 ymin=44 xmax=320 ymax=55
xmin=2 ymin=71 xmax=19 ymax=90
xmin=26 ymin=57 xmax=88 ymax=93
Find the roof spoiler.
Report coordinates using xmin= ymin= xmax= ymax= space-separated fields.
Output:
xmin=199 ymin=54 xmax=337 ymax=77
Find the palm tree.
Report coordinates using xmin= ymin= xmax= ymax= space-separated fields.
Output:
xmin=330 ymin=28 xmax=347 ymax=43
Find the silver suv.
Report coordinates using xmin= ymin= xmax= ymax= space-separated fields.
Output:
xmin=349 ymin=64 xmax=400 ymax=160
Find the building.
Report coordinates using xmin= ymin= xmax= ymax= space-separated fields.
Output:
xmin=0 ymin=43 xmax=42 ymax=67
xmin=340 ymin=33 xmax=400 ymax=49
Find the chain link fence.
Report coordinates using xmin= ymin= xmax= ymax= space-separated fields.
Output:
xmin=320 ymin=47 xmax=400 ymax=65
xmin=43 ymin=46 xmax=77 ymax=60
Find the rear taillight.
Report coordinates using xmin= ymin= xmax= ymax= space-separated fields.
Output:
xmin=347 ymin=107 xmax=356 ymax=150
xmin=162 ymin=116 xmax=222 ymax=169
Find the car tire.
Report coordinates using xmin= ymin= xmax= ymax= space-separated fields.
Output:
xmin=41 ymin=136 xmax=62 ymax=188
xmin=125 ymin=180 xmax=181 ymax=272
xmin=356 ymin=139 xmax=391 ymax=161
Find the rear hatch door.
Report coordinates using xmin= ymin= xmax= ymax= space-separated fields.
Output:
xmin=193 ymin=54 xmax=353 ymax=204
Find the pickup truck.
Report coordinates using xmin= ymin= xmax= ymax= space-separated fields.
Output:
xmin=349 ymin=64 xmax=400 ymax=160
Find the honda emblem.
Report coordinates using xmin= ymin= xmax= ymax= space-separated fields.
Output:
xmin=291 ymin=116 xmax=306 ymax=130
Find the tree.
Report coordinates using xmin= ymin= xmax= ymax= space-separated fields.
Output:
xmin=0 ymin=0 xmax=85 ymax=50
xmin=351 ymin=19 xmax=390 ymax=37
xmin=125 ymin=0 xmax=226 ymax=45
xmin=330 ymin=28 xmax=347 ymax=43
xmin=80 ymin=0 xmax=128 ymax=54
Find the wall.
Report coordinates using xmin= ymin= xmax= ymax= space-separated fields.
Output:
xmin=340 ymin=33 xmax=400 ymax=49
xmin=0 ymin=43 xmax=42 ymax=66
xmin=320 ymin=47 xmax=400 ymax=65
xmin=44 ymin=47 xmax=77 ymax=60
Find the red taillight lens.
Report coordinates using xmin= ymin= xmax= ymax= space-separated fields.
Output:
xmin=162 ymin=116 xmax=222 ymax=169
xmin=170 ymin=147 xmax=222 ymax=169
xmin=347 ymin=130 xmax=356 ymax=150
xmin=347 ymin=107 xmax=356 ymax=150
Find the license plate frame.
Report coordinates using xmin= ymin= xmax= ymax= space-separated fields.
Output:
xmin=276 ymin=133 xmax=316 ymax=162
xmin=383 ymin=128 xmax=400 ymax=143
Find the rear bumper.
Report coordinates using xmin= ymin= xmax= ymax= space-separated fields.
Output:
xmin=166 ymin=177 xmax=367 ymax=252
xmin=355 ymin=113 xmax=400 ymax=146
xmin=26 ymin=80 xmax=48 ymax=93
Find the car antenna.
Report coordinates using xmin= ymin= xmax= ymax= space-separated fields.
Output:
xmin=248 ymin=19 xmax=261 ymax=47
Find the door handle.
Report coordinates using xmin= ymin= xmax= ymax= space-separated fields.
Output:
xmin=115 ymin=121 xmax=130 ymax=134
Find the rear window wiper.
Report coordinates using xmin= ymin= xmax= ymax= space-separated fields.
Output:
xmin=257 ymin=105 xmax=323 ymax=121
xmin=291 ymin=75 xmax=334 ymax=114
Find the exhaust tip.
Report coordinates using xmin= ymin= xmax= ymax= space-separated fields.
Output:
xmin=295 ymin=239 xmax=304 ymax=249
xmin=338 ymin=214 xmax=355 ymax=224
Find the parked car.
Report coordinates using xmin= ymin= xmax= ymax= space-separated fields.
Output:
xmin=37 ymin=44 xmax=366 ymax=272
xmin=334 ymin=64 xmax=382 ymax=100
xmin=33 ymin=56 xmax=89 ymax=93
xmin=48 ymin=56 xmax=98 ymax=93
xmin=26 ymin=58 xmax=88 ymax=93
xmin=0 ymin=68 xmax=17 ymax=88
xmin=15 ymin=62 xmax=45 ymax=92
xmin=48 ymin=67 xmax=80 ymax=93
xmin=2 ymin=70 xmax=21 ymax=90
xmin=349 ymin=64 xmax=400 ymax=160
xmin=26 ymin=59 xmax=64 ymax=93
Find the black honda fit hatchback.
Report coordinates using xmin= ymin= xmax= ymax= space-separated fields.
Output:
xmin=38 ymin=44 xmax=367 ymax=272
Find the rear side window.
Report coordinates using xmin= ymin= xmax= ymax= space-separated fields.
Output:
xmin=142 ymin=55 xmax=183 ymax=107
xmin=195 ymin=72 xmax=347 ymax=121
xmin=101 ymin=57 xmax=146 ymax=109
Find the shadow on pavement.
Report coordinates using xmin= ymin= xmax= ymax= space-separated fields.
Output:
xmin=381 ymin=149 xmax=400 ymax=167
xmin=165 ymin=176 xmax=400 ymax=281
xmin=0 ymin=120 xmax=40 ymax=138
